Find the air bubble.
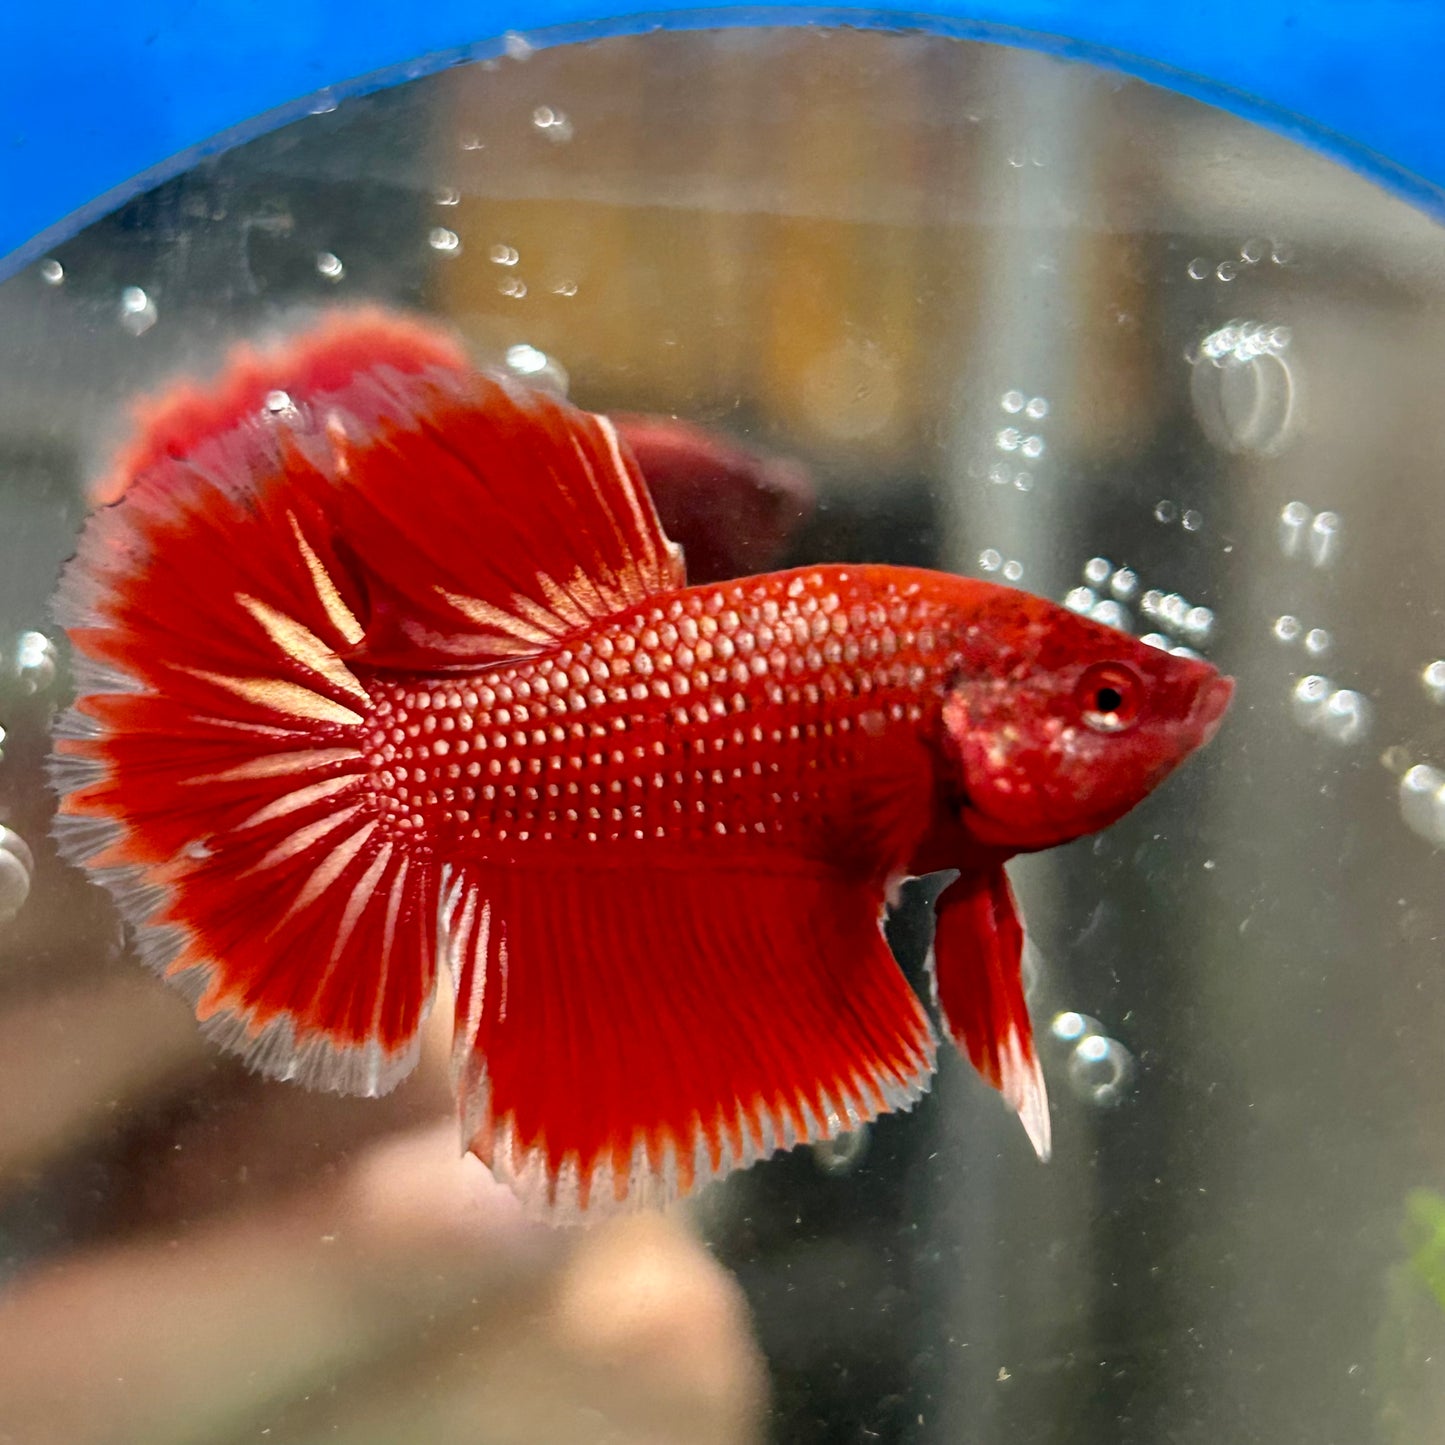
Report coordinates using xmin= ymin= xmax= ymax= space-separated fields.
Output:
xmin=1153 ymin=500 xmax=1178 ymax=525
xmin=1293 ymin=675 xmax=1370 ymax=745
xmin=1216 ymin=261 xmax=1238 ymax=282
xmin=1186 ymin=258 xmax=1209 ymax=281
xmin=812 ymin=1126 xmax=870 ymax=1175
xmin=1083 ymin=557 xmax=1111 ymax=586
xmin=39 ymin=259 xmax=63 ymax=285
xmin=532 ymin=105 xmax=573 ymax=143
xmin=1240 ymin=238 xmax=1266 ymax=264
xmin=1050 ymin=1011 xmax=1099 ymax=1044
xmin=1423 ymin=660 xmax=1445 ymax=704
xmin=0 ymin=826 xmax=33 ymax=923
xmin=315 ymin=251 xmax=344 ymax=281
xmin=505 ymin=343 xmax=547 ymax=374
xmin=1158 ymin=593 xmax=1189 ymax=629
xmin=1110 ymin=568 xmax=1138 ymax=601
xmin=1192 ymin=320 xmax=1297 ymax=453
xmin=1002 ymin=560 xmax=1024 ymax=583
xmin=263 ymin=390 xmax=296 ymax=418
xmin=1198 ymin=319 xmax=1290 ymax=366
xmin=1090 ymin=600 xmax=1132 ymax=632
xmin=1067 ymin=1033 xmax=1135 ymax=1108
xmin=979 ymin=549 xmax=1003 ymax=573
xmin=118 ymin=285 xmax=157 ymax=336
xmin=1140 ymin=633 xmax=1172 ymax=651
xmin=1279 ymin=501 xmax=1313 ymax=558
xmin=996 ymin=427 xmax=1021 ymax=452
xmin=489 ymin=243 xmax=519 ymax=266
xmin=1309 ymin=511 xmax=1341 ymax=568
xmin=428 ymin=227 xmax=461 ymax=255
xmin=1273 ymin=615 xmax=1302 ymax=643
xmin=1024 ymin=396 xmax=1049 ymax=420
xmin=552 ymin=280 xmax=579 ymax=298
xmin=1012 ymin=472 xmax=1034 ymax=492
xmin=1182 ymin=510 xmax=1203 ymax=533
xmin=987 ymin=463 xmax=1010 ymax=485
xmin=1317 ymin=688 xmax=1371 ymax=745
xmin=1064 ymin=586 xmax=1096 ymax=614
xmin=1000 ymin=390 xmax=1025 ymax=413
xmin=1303 ymin=627 xmax=1331 ymax=657
xmin=1399 ymin=765 xmax=1445 ymax=846
xmin=1270 ymin=240 xmax=1294 ymax=265
xmin=14 ymin=630 xmax=57 ymax=693
xmin=1020 ymin=434 xmax=1045 ymax=460
xmin=1291 ymin=674 xmax=1331 ymax=729
xmin=503 ymin=31 xmax=534 ymax=59
xmin=504 ymin=343 xmax=568 ymax=395
xmin=435 ymin=186 xmax=461 ymax=206
xmin=1381 ymin=745 xmax=1412 ymax=775
xmin=499 ymin=277 xmax=528 ymax=299
xmin=1183 ymin=606 xmax=1214 ymax=640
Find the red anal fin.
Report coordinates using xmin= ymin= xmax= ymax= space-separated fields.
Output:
xmin=931 ymin=869 xmax=1051 ymax=1160
xmin=443 ymin=860 xmax=938 ymax=1221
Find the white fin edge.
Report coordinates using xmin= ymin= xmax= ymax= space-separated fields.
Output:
xmin=457 ymin=1051 xmax=938 ymax=1227
xmin=1000 ymin=1024 xmax=1052 ymax=1161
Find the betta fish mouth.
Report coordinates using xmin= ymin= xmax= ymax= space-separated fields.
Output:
xmin=1190 ymin=674 xmax=1235 ymax=747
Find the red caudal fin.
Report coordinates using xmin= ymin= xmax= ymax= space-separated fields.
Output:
xmin=444 ymin=861 xmax=938 ymax=1219
xmin=51 ymin=310 xmax=682 ymax=1094
xmin=930 ymin=870 xmax=1051 ymax=1160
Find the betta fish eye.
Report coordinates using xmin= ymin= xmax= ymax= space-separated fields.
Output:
xmin=1075 ymin=661 xmax=1144 ymax=734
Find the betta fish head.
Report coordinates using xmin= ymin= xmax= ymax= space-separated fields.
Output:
xmin=938 ymin=588 xmax=1233 ymax=853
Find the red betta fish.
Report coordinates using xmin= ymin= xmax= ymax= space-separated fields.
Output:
xmin=51 ymin=310 xmax=1232 ymax=1219
xmin=609 ymin=414 xmax=814 ymax=584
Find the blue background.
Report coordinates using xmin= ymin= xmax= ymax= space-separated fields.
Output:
xmin=2 ymin=1 xmax=1443 ymax=279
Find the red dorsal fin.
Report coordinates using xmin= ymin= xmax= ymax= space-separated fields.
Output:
xmin=930 ymin=869 xmax=1051 ymax=1159
xmin=87 ymin=308 xmax=684 ymax=669
xmin=89 ymin=309 xmax=469 ymax=508
xmin=444 ymin=861 xmax=938 ymax=1219
xmin=50 ymin=310 xmax=682 ymax=1096
xmin=277 ymin=326 xmax=682 ymax=669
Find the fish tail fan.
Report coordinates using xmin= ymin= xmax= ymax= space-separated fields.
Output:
xmin=50 ymin=313 xmax=487 ymax=1092
xmin=930 ymin=869 xmax=1051 ymax=1159
xmin=443 ymin=863 xmax=939 ymax=1221
xmin=53 ymin=518 xmax=442 ymax=1093
xmin=53 ymin=308 xmax=695 ymax=1097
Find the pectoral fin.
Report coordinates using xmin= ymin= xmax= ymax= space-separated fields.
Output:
xmin=930 ymin=868 xmax=1050 ymax=1160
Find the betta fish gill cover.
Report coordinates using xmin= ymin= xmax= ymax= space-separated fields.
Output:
xmin=0 ymin=4 xmax=1443 ymax=1442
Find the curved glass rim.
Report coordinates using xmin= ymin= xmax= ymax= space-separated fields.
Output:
xmin=3 ymin=3 xmax=1444 ymax=283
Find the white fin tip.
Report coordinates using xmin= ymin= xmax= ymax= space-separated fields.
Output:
xmin=1001 ymin=1026 xmax=1052 ymax=1162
